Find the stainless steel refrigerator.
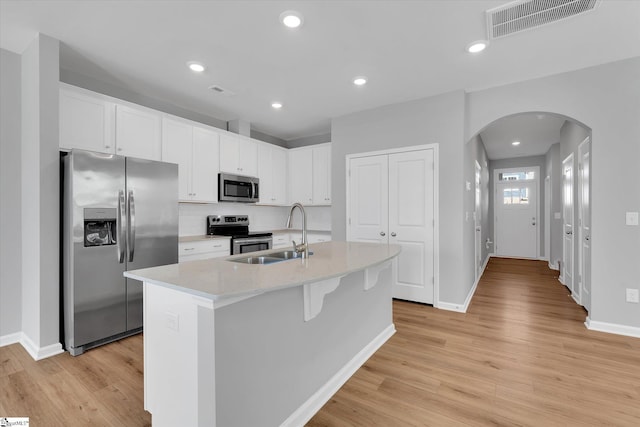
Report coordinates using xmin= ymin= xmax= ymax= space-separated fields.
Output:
xmin=62 ymin=149 xmax=178 ymax=356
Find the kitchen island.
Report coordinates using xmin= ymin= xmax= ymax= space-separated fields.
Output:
xmin=124 ymin=241 xmax=400 ymax=427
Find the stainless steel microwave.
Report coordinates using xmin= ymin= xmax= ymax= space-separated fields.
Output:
xmin=218 ymin=173 xmax=259 ymax=203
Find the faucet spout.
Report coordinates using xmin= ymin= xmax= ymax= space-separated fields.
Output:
xmin=286 ymin=203 xmax=308 ymax=259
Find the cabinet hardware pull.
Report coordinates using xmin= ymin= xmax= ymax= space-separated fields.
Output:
xmin=380 ymin=231 xmax=386 ymax=236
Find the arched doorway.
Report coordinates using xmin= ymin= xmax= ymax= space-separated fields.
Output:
xmin=466 ymin=111 xmax=592 ymax=312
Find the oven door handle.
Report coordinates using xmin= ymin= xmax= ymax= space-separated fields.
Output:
xmin=234 ymin=237 xmax=273 ymax=245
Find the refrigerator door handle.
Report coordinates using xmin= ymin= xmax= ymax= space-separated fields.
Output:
xmin=117 ymin=190 xmax=126 ymax=263
xmin=127 ymin=190 xmax=136 ymax=262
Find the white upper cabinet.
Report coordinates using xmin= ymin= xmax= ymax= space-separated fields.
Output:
xmin=162 ymin=117 xmax=220 ymax=203
xmin=288 ymin=143 xmax=332 ymax=206
xmin=60 ymin=84 xmax=161 ymax=161
xmin=258 ymin=143 xmax=288 ymax=205
xmin=115 ymin=104 xmax=162 ymax=160
xmin=60 ymin=85 xmax=115 ymax=154
xmin=219 ymin=133 xmax=258 ymax=177
xmin=312 ymin=144 xmax=331 ymax=205
xmin=288 ymin=147 xmax=314 ymax=205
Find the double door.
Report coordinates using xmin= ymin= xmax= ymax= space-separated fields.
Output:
xmin=348 ymin=149 xmax=436 ymax=304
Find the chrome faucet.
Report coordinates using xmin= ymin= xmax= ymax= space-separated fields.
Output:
xmin=286 ymin=202 xmax=308 ymax=259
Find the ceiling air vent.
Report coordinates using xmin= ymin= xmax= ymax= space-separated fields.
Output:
xmin=208 ymin=85 xmax=236 ymax=96
xmin=486 ymin=0 xmax=601 ymax=39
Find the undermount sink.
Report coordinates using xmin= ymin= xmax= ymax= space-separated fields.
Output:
xmin=229 ymin=250 xmax=314 ymax=265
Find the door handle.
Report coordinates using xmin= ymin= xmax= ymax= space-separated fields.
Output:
xmin=532 ymin=222 xmax=536 ymax=226
xmin=585 ymin=236 xmax=590 ymax=241
xmin=117 ymin=190 xmax=126 ymax=263
xmin=391 ymin=232 xmax=397 ymax=237
xmin=380 ymin=231 xmax=386 ymax=237
xmin=127 ymin=190 xmax=136 ymax=262
xmin=566 ymin=230 xmax=573 ymax=235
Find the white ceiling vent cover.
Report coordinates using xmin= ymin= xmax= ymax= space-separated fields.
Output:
xmin=486 ymin=0 xmax=601 ymax=39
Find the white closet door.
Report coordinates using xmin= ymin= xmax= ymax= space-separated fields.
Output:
xmin=347 ymin=155 xmax=389 ymax=244
xmin=389 ymin=150 xmax=435 ymax=304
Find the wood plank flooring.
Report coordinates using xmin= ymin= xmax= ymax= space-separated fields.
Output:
xmin=1 ymin=258 xmax=639 ymax=426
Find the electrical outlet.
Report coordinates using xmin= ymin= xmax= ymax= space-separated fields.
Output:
xmin=626 ymin=212 xmax=639 ymax=226
xmin=626 ymin=288 xmax=639 ymax=303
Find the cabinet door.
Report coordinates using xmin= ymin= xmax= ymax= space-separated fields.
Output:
xmin=347 ymin=154 xmax=389 ymax=243
xmin=116 ymin=104 xmax=161 ymax=160
xmin=238 ymin=139 xmax=258 ymax=177
xmin=288 ymin=148 xmax=313 ymax=205
xmin=191 ymin=127 xmax=219 ymax=203
xmin=60 ymin=88 xmax=115 ymax=153
xmin=219 ymin=134 xmax=239 ymax=174
xmin=257 ymin=144 xmax=273 ymax=203
xmin=271 ymin=147 xmax=288 ymax=204
xmin=388 ymin=150 xmax=435 ymax=304
xmin=313 ymin=145 xmax=331 ymax=205
xmin=162 ymin=118 xmax=193 ymax=201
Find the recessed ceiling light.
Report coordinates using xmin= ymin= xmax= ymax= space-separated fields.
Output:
xmin=271 ymin=102 xmax=283 ymax=109
xmin=466 ymin=40 xmax=488 ymax=53
xmin=187 ymin=61 xmax=205 ymax=72
xmin=280 ymin=11 xmax=303 ymax=28
xmin=353 ymin=76 xmax=367 ymax=86
xmin=512 ymin=141 xmax=521 ymax=146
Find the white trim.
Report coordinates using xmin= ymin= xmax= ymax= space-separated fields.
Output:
xmin=538 ymin=256 xmax=549 ymax=261
xmin=585 ymin=317 xmax=640 ymax=339
xmin=548 ymin=261 xmax=559 ymax=271
xmin=438 ymin=254 xmax=490 ymax=313
xmin=5 ymin=332 xmax=64 ymax=361
xmin=0 ymin=332 xmax=22 ymax=347
xmin=280 ymin=324 xmax=396 ymax=427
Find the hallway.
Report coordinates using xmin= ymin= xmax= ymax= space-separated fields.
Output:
xmin=309 ymin=258 xmax=640 ymax=426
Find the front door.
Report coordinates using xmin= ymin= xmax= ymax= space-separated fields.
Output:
xmin=578 ymin=138 xmax=591 ymax=311
xmin=562 ymin=154 xmax=575 ymax=297
xmin=495 ymin=178 xmax=537 ymax=258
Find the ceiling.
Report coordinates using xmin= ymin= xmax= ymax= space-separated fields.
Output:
xmin=1 ymin=1 xmax=639 ymax=144
xmin=480 ymin=113 xmax=567 ymax=160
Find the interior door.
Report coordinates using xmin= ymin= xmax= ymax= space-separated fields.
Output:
xmin=388 ymin=150 xmax=435 ymax=304
xmin=578 ymin=138 xmax=591 ymax=311
xmin=496 ymin=180 xmax=537 ymax=258
xmin=562 ymin=154 xmax=575 ymax=296
xmin=347 ymin=155 xmax=388 ymax=244
xmin=475 ymin=161 xmax=482 ymax=278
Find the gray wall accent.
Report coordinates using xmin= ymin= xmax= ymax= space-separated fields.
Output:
xmin=250 ymin=129 xmax=287 ymax=148
xmin=545 ymin=143 xmax=562 ymax=268
xmin=488 ymin=155 xmax=547 ymax=258
xmin=286 ymin=133 xmax=332 ymax=149
xmin=463 ymin=133 xmax=490 ymax=287
xmin=60 ymin=68 xmax=229 ymax=131
xmin=21 ymin=35 xmax=60 ymax=348
xmin=215 ymin=268 xmax=393 ymax=426
xmin=467 ymin=57 xmax=640 ymax=329
xmin=0 ymin=48 xmax=22 ymax=337
xmin=332 ymin=91 xmax=467 ymax=304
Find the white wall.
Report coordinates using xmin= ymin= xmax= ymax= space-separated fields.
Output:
xmin=467 ymin=57 xmax=640 ymax=329
xmin=0 ymin=48 xmax=22 ymax=339
xmin=179 ymin=203 xmax=331 ymax=236
xmin=20 ymin=34 xmax=62 ymax=356
xmin=545 ymin=143 xmax=562 ymax=268
xmin=332 ymin=91 xmax=467 ymax=305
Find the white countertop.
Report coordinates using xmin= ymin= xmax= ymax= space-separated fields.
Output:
xmin=125 ymin=241 xmax=400 ymax=300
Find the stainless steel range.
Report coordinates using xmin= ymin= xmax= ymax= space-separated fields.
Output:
xmin=207 ymin=215 xmax=273 ymax=255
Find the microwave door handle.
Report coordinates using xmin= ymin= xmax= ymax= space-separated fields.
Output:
xmin=251 ymin=182 xmax=256 ymax=199
xmin=127 ymin=190 xmax=136 ymax=262
xmin=117 ymin=190 xmax=126 ymax=263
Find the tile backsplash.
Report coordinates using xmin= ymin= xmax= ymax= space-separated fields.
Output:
xmin=179 ymin=203 xmax=332 ymax=236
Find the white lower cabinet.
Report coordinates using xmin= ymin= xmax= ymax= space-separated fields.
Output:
xmin=272 ymin=233 xmax=292 ymax=249
xmin=308 ymin=233 xmax=331 ymax=244
xmin=179 ymin=239 xmax=230 ymax=262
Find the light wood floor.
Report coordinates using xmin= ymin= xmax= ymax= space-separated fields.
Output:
xmin=1 ymin=258 xmax=639 ymax=426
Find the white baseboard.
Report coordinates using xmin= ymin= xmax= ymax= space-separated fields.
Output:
xmin=585 ymin=317 xmax=640 ymax=339
xmin=0 ymin=331 xmax=22 ymax=347
xmin=558 ymin=275 xmax=565 ymax=285
xmin=438 ymin=254 xmax=490 ymax=314
xmin=548 ymin=261 xmax=559 ymax=271
xmin=280 ymin=324 xmax=396 ymax=427
xmin=1 ymin=332 xmax=64 ymax=360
